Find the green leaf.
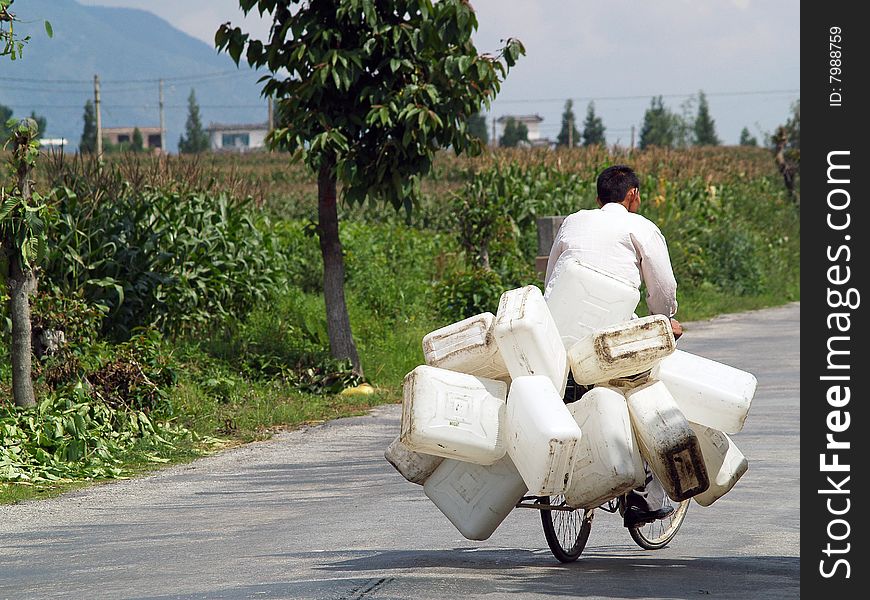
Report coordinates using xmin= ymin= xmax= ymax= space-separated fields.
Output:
xmin=44 ymin=21 xmax=53 ymax=38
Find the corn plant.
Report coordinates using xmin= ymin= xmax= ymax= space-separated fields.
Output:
xmin=44 ymin=185 xmax=289 ymax=339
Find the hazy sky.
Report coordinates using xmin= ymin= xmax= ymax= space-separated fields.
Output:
xmin=79 ymin=0 xmax=800 ymax=145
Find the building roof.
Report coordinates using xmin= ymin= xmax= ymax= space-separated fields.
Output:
xmin=206 ymin=122 xmax=270 ymax=133
xmin=496 ymin=114 xmax=544 ymax=124
xmin=103 ymin=126 xmax=162 ymax=134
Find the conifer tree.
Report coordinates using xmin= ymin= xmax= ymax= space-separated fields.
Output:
xmin=178 ymin=89 xmax=209 ymax=153
xmin=693 ymin=91 xmax=720 ymax=146
xmin=499 ymin=117 xmax=528 ymax=147
xmin=79 ymin=99 xmax=97 ymax=153
xmin=581 ymin=101 xmax=606 ymax=147
xmin=556 ymin=99 xmax=580 ymax=147
xmin=639 ymin=96 xmax=676 ymax=149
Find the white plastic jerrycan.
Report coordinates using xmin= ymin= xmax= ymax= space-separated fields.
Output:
xmin=567 ymin=314 xmax=676 ymax=386
xmin=505 ymin=375 xmax=583 ymax=496
xmin=401 ymin=365 xmax=507 ymax=465
xmin=384 ymin=435 xmax=444 ymax=485
xmin=624 ymin=379 xmax=709 ymax=502
xmin=651 ymin=349 xmax=756 ymax=434
xmin=423 ymin=454 xmax=528 ymax=541
xmin=563 ymin=386 xmax=646 ymax=509
xmin=689 ymin=422 xmax=749 ymax=507
xmin=493 ymin=285 xmax=568 ymax=396
xmin=422 ymin=312 xmax=510 ymax=381
xmin=544 ymin=252 xmax=640 ymax=350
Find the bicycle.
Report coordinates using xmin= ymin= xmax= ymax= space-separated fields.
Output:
xmin=516 ymin=492 xmax=691 ymax=563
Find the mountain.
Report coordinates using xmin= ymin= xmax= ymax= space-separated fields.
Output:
xmin=0 ymin=0 xmax=269 ymax=152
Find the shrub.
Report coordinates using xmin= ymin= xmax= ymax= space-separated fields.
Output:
xmin=435 ymin=267 xmax=504 ymax=321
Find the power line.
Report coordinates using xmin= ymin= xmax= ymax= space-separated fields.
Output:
xmin=2 ymin=85 xmax=91 ymax=94
xmin=0 ymin=69 xmax=257 ymax=85
xmin=494 ymin=89 xmax=800 ymax=105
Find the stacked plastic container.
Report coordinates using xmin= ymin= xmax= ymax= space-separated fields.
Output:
xmin=544 ymin=253 xmax=640 ymax=349
xmin=386 ymin=265 xmax=759 ymax=541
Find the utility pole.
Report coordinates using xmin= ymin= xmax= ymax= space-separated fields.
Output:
xmin=568 ymin=116 xmax=574 ymax=148
xmin=159 ymin=79 xmax=166 ymax=154
xmin=94 ymin=74 xmax=103 ymax=158
xmin=630 ymin=125 xmax=636 ymax=150
xmin=492 ymin=117 xmax=497 ymax=148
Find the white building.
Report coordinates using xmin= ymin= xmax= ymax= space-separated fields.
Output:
xmin=38 ymin=138 xmax=69 ymax=151
xmin=206 ymin=122 xmax=270 ymax=152
xmin=495 ymin=114 xmax=549 ymax=146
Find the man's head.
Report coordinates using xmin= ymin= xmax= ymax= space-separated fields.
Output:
xmin=596 ymin=165 xmax=641 ymax=212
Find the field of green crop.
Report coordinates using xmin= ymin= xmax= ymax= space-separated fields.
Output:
xmin=1 ymin=145 xmax=799 ymax=502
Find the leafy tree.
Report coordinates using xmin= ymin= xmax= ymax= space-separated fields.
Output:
xmin=217 ymin=0 xmax=524 ymax=374
xmin=466 ymin=112 xmax=488 ymax=145
xmin=1 ymin=107 xmax=47 ymax=144
xmin=581 ymin=101 xmax=606 ymax=147
xmin=693 ymin=90 xmax=719 ymax=146
xmin=1 ymin=0 xmax=51 ymax=59
xmin=1 ymin=118 xmax=46 ymax=407
xmin=499 ymin=117 xmax=528 ymax=148
xmin=556 ymin=99 xmax=580 ymax=147
xmin=28 ymin=111 xmax=46 ymax=140
xmin=2 ymin=1 xmax=51 ymax=408
xmin=80 ymin=99 xmax=97 ymax=153
xmin=178 ymin=89 xmax=209 ymax=154
xmin=132 ymin=127 xmax=144 ymax=152
xmin=639 ymin=96 xmax=674 ymax=149
xmin=0 ymin=102 xmax=11 ymax=146
xmin=739 ymin=127 xmax=757 ymax=146
xmin=771 ymin=99 xmax=800 ymax=205
xmin=639 ymin=95 xmax=690 ymax=150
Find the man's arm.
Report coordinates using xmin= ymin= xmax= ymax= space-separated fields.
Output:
xmin=637 ymin=227 xmax=679 ymax=319
xmin=543 ymin=226 xmax=566 ymax=291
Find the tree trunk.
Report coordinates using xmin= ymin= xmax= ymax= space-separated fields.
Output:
xmin=7 ymin=134 xmax=38 ymax=408
xmin=317 ymin=157 xmax=362 ymax=376
xmin=8 ymin=257 xmax=37 ymax=408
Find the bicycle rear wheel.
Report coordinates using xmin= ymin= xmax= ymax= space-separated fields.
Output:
xmin=539 ymin=495 xmax=594 ymax=563
xmin=627 ymin=496 xmax=690 ymax=550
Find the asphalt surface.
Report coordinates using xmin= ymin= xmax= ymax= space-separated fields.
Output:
xmin=0 ymin=302 xmax=800 ymax=600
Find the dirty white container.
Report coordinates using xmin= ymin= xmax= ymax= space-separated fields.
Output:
xmin=624 ymin=379 xmax=709 ymax=502
xmin=544 ymin=253 xmax=640 ymax=350
xmin=505 ymin=375 xmax=582 ymax=495
xmin=567 ymin=315 xmax=676 ymax=385
xmin=563 ymin=387 xmax=645 ymax=509
xmin=422 ymin=312 xmax=510 ymax=381
xmin=423 ymin=454 xmax=528 ymax=541
xmin=384 ymin=435 xmax=444 ymax=485
xmin=493 ymin=285 xmax=568 ymax=396
xmin=400 ymin=365 xmax=507 ymax=465
xmin=652 ymin=349 xmax=756 ymax=434
xmin=689 ymin=422 xmax=749 ymax=507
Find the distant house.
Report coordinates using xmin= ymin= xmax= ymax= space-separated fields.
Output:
xmin=103 ymin=126 xmax=163 ymax=151
xmin=206 ymin=122 xmax=270 ymax=152
xmin=39 ymin=138 xmax=69 ymax=151
xmin=495 ymin=114 xmax=551 ymax=147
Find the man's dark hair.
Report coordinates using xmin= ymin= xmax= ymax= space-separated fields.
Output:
xmin=596 ymin=165 xmax=640 ymax=204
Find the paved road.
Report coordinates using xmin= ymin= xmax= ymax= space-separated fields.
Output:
xmin=0 ymin=303 xmax=800 ymax=600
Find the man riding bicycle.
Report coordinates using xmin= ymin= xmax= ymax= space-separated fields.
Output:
xmin=544 ymin=164 xmax=682 ymax=528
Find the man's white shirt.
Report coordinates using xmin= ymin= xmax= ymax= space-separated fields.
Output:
xmin=544 ymin=202 xmax=679 ymax=318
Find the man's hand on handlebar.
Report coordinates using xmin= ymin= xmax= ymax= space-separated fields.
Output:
xmin=670 ymin=318 xmax=683 ymax=340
